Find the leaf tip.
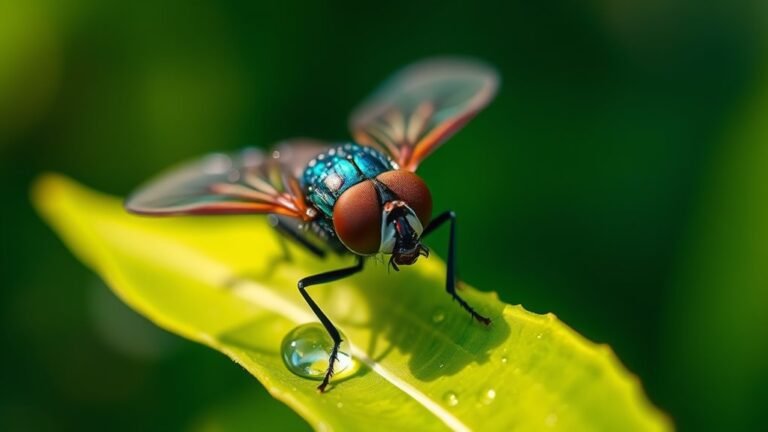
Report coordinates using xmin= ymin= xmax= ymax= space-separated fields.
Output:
xmin=30 ymin=173 xmax=70 ymax=215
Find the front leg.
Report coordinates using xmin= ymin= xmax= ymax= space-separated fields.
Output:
xmin=422 ymin=211 xmax=491 ymax=325
xmin=269 ymin=214 xmax=327 ymax=261
xmin=297 ymin=256 xmax=365 ymax=392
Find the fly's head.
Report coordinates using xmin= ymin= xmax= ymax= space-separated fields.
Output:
xmin=381 ymin=200 xmax=430 ymax=271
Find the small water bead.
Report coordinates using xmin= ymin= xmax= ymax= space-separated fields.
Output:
xmin=500 ymin=356 xmax=508 ymax=365
xmin=281 ymin=323 xmax=352 ymax=380
xmin=443 ymin=391 xmax=459 ymax=407
xmin=480 ymin=388 xmax=496 ymax=405
xmin=432 ymin=310 xmax=445 ymax=323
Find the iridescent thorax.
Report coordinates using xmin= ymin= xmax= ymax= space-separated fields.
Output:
xmin=302 ymin=143 xmax=396 ymax=219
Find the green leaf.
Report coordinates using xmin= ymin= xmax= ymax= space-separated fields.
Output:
xmin=33 ymin=174 xmax=670 ymax=431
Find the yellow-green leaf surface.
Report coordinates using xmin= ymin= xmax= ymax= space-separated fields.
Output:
xmin=33 ymin=174 xmax=670 ymax=432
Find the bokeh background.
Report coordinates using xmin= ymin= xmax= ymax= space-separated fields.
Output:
xmin=2 ymin=0 xmax=767 ymax=430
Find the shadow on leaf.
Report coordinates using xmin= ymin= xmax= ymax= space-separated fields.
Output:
xmin=218 ymin=251 xmax=509 ymax=385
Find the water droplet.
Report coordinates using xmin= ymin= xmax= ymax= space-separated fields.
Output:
xmin=536 ymin=333 xmax=543 ymax=339
xmin=281 ymin=323 xmax=352 ymax=380
xmin=432 ymin=310 xmax=445 ymax=323
xmin=545 ymin=413 xmax=558 ymax=427
xmin=480 ymin=388 xmax=496 ymax=405
xmin=336 ymin=402 xmax=344 ymax=408
xmin=500 ymin=356 xmax=508 ymax=365
xmin=443 ymin=391 xmax=459 ymax=407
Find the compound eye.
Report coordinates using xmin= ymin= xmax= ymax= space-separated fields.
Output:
xmin=376 ymin=170 xmax=432 ymax=227
xmin=333 ymin=181 xmax=381 ymax=255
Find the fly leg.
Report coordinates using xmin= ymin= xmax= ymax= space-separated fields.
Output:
xmin=422 ymin=211 xmax=491 ymax=325
xmin=269 ymin=214 xmax=326 ymax=261
xmin=298 ymin=256 xmax=364 ymax=392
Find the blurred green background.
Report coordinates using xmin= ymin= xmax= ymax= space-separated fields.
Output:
xmin=2 ymin=0 xmax=767 ymax=430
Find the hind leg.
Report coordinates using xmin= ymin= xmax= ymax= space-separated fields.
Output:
xmin=297 ymin=256 xmax=365 ymax=392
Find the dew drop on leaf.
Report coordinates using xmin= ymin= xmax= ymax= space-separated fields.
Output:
xmin=500 ymin=356 xmax=508 ymax=365
xmin=432 ymin=310 xmax=445 ymax=323
xmin=281 ymin=323 xmax=352 ymax=380
xmin=481 ymin=388 xmax=496 ymax=405
xmin=443 ymin=391 xmax=459 ymax=407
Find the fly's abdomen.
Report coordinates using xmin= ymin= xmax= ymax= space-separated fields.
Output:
xmin=302 ymin=143 xmax=395 ymax=218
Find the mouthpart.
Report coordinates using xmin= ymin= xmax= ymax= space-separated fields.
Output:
xmin=389 ymin=244 xmax=430 ymax=271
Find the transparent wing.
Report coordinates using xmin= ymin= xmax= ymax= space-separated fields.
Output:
xmin=125 ymin=140 xmax=329 ymax=220
xmin=350 ymin=58 xmax=499 ymax=171
xmin=272 ymin=138 xmax=330 ymax=179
